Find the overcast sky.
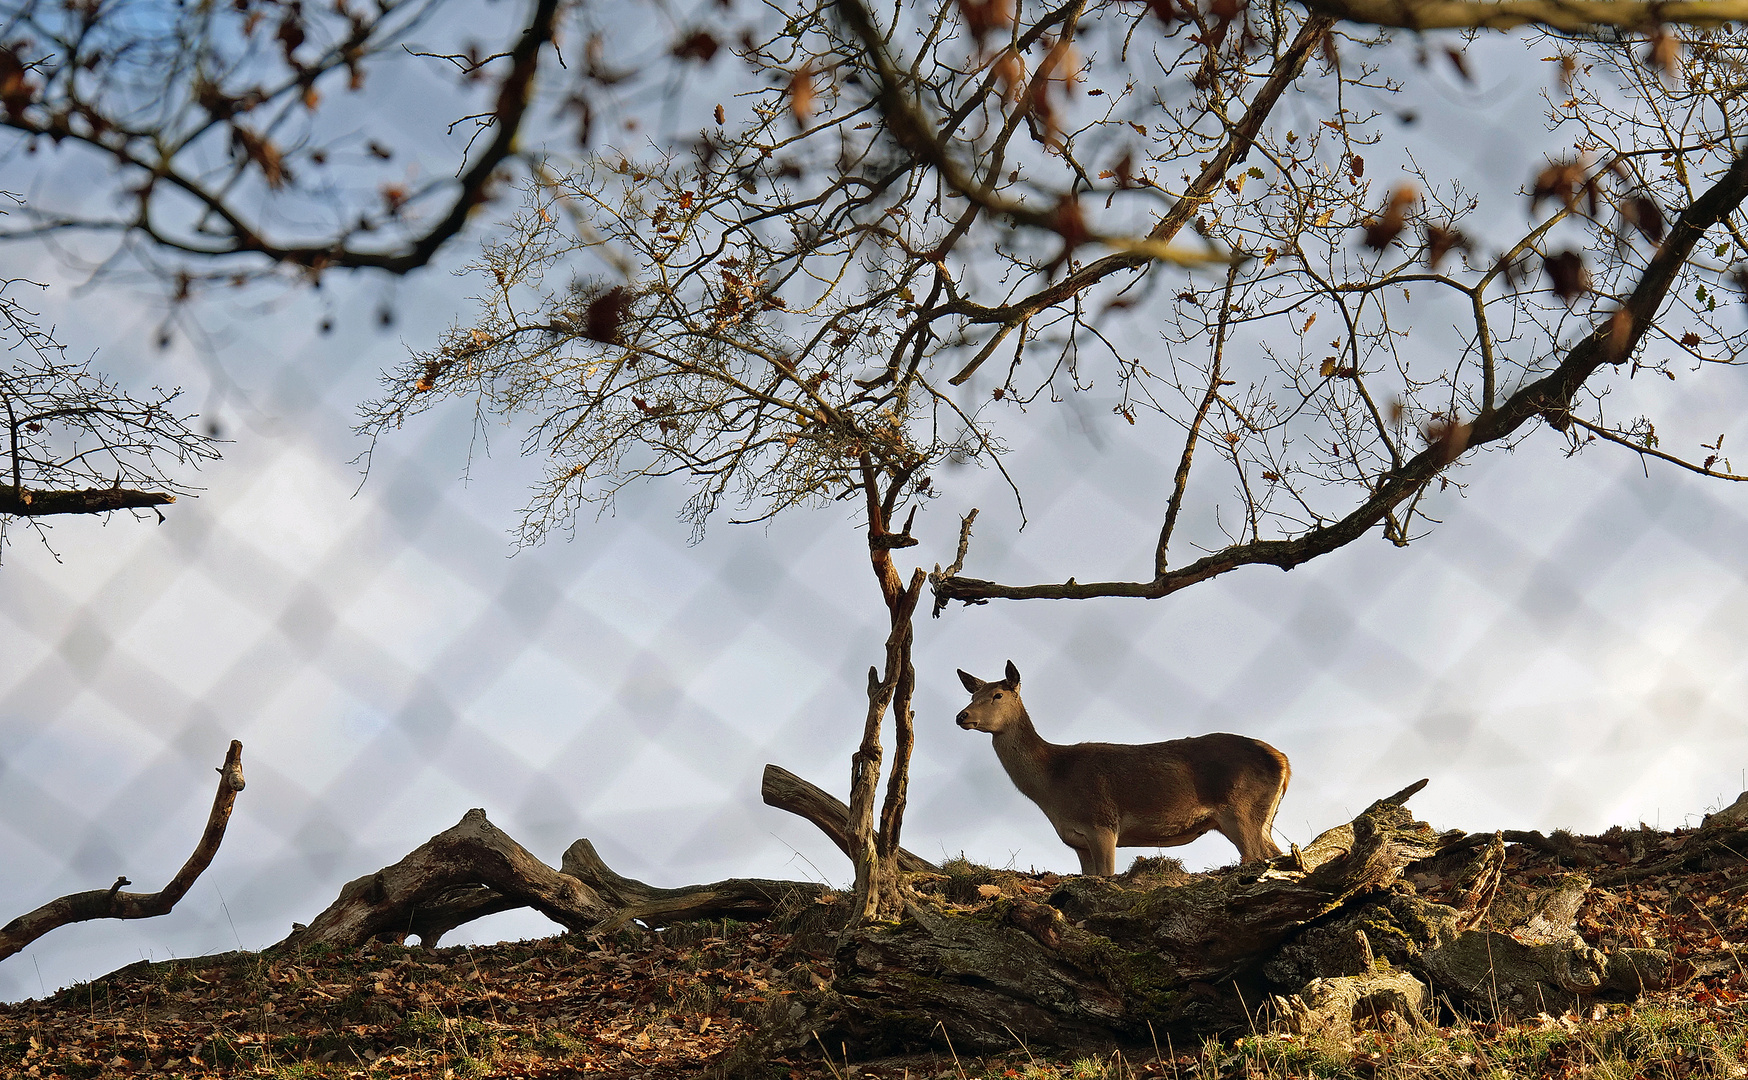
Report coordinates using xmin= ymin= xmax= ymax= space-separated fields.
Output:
xmin=3 ymin=16 xmax=1747 ymax=1003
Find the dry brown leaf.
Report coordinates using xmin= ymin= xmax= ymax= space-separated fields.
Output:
xmin=787 ymin=63 xmax=816 ymax=128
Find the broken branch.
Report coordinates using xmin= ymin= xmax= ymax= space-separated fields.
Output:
xmin=0 ymin=740 xmax=245 ymax=962
xmin=762 ymin=764 xmax=937 ymax=873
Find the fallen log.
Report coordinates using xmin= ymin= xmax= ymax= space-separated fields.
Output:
xmin=275 ymin=809 xmax=613 ymax=950
xmin=0 ymin=741 xmax=246 ymax=963
xmin=261 ymin=773 xmax=1677 ymax=1067
xmin=276 ymin=809 xmax=829 ymax=950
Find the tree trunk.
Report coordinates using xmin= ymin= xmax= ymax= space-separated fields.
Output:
xmin=849 ymin=458 xmax=927 ymax=923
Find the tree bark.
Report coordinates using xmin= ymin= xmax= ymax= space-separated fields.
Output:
xmin=849 ymin=457 xmax=929 ymax=923
xmin=0 ymin=741 xmax=245 ymax=961
xmin=801 ymin=790 xmax=1454 ymax=1053
xmin=558 ymin=838 xmax=828 ymax=932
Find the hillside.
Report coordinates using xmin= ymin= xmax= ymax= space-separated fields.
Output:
xmin=4 ymin=813 xmax=1747 ymax=1079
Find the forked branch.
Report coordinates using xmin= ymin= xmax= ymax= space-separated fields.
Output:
xmin=0 ymin=741 xmax=245 ymax=962
xmin=761 ymin=765 xmax=938 ymax=874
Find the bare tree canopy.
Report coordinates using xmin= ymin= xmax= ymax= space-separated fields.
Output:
xmin=359 ymin=2 xmax=1748 ymax=590
xmin=0 ymin=0 xmax=562 ymax=284
xmin=0 ymin=270 xmax=220 ymax=549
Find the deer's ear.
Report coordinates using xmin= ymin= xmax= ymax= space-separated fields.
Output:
xmin=1003 ymin=660 xmax=1021 ymax=689
xmin=957 ymin=669 xmax=983 ymax=693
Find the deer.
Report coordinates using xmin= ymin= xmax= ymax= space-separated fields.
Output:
xmin=955 ymin=661 xmax=1290 ymax=875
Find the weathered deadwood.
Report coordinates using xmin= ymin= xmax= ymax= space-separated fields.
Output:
xmin=397 ymin=886 xmax=528 ymax=948
xmin=1058 ymin=791 xmax=1455 ymax=982
xmin=1272 ymin=970 xmax=1431 ymax=1039
xmin=559 ymin=839 xmax=828 ymax=931
xmin=1265 ymin=859 xmax=1674 ymax=1020
xmin=0 ymin=741 xmax=245 ymax=962
xmin=761 ymin=764 xmax=937 ymax=873
xmin=406 ymin=850 xmax=829 ymax=942
xmin=813 ymin=790 xmax=1458 ymax=1054
xmin=275 ymin=809 xmax=616 ymax=950
xmin=277 ymin=811 xmax=831 ymax=950
xmin=1704 ymin=791 xmax=1748 ymax=827
xmin=1406 ymin=883 xmax=1676 ymax=1014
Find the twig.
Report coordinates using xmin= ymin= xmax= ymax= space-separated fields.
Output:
xmin=929 ymin=508 xmax=980 ymax=617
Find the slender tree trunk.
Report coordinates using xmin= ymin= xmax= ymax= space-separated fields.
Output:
xmin=873 ymin=575 xmax=923 ymax=915
xmin=875 ymin=587 xmax=920 ymax=914
xmin=846 ymin=659 xmax=893 ymax=923
xmin=849 ymin=458 xmax=926 ymax=922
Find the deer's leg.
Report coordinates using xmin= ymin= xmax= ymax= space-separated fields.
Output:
xmin=1215 ymin=806 xmax=1281 ymax=863
xmin=1086 ymin=830 xmax=1117 ymax=876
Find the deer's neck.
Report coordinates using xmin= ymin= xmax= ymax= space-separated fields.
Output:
xmin=991 ymin=709 xmax=1057 ymax=802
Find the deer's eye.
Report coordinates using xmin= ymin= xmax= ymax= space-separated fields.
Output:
xmin=992 ymin=692 xmax=1002 ymax=699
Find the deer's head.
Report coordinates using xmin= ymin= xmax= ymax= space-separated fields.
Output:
xmin=955 ymin=661 xmax=1025 ymax=734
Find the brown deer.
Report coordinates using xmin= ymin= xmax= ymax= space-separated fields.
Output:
xmin=955 ymin=661 xmax=1290 ymax=875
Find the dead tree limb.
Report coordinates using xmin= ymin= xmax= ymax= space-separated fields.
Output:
xmin=278 ymin=810 xmax=831 ymax=950
xmin=276 ymin=809 xmax=615 ymax=950
xmin=560 ymin=839 xmax=828 ymax=932
xmin=0 ymin=740 xmax=245 ymax=962
xmin=762 ymin=764 xmax=937 ymax=874
xmin=395 ymin=886 xmax=529 ymax=949
xmin=0 ymin=485 xmax=176 ymax=517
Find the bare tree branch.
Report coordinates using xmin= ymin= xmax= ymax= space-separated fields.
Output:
xmin=761 ymin=764 xmax=939 ymax=874
xmin=0 ymin=485 xmax=175 ymax=516
xmin=1299 ymin=0 xmax=1748 ymax=32
xmin=0 ymin=741 xmax=245 ymax=963
xmin=0 ymin=0 xmax=558 ymax=284
xmin=0 ymin=277 xmax=219 ymax=546
xmin=1564 ymin=415 xmax=1748 ymax=481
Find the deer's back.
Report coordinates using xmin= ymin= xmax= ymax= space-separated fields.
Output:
xmin=1047 ymin=732 xmax=1287 ymax=820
